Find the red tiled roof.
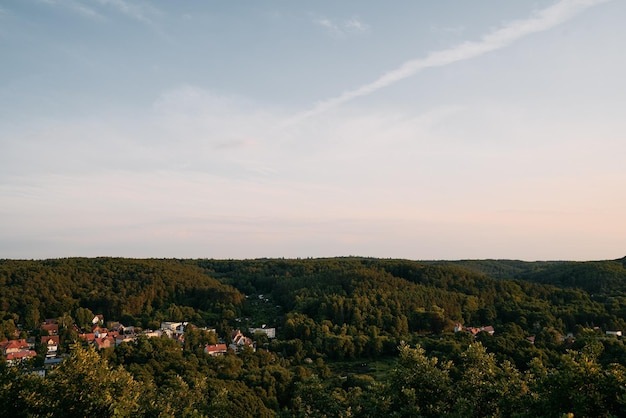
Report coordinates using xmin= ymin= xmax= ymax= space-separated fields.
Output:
xmin=41 ymin=323 xmax=59 ymax=334
xmin=0 ymin=339 xmax=30 ymax=352
xmin=205 ymin=344 xmax=227 ymax=354
xmin=93 ymin=336 xmax=115 ymax=349
xmin=41 ymin=336 xmax=60 ymax=345
xmin=79 ymin=333 xmax=96 ymax=342
xmin=6 ymin=350 xmax=37 ymax=361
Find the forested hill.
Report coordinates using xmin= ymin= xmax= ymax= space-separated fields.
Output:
xmin=0 ymin=258 xmax=244 ymax=330
xmin=427 ymin=256 xmax=626 ymax=295
xmin=3 ymin=256 xmax=626 ymax=341
xmin=422 ymin=259 xmax=564 ymax=279
xmin=191 ymin=257 xmax=625 ymax=340
xmin=517 ymin=257 xmax=626 ymax=295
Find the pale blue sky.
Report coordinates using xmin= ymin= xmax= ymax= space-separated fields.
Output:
xmin=1 ymin=0 xmax=624 ymax=261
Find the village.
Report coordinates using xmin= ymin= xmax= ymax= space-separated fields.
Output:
xmin=0 ymin=313 xmax=277 ymax=374
xmin=3 ymin=312 xmax=624 ymax=377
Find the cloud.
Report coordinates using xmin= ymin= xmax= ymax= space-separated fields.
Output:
xmin=36 ymin=0 xmax=160 ymax=23
xmin=314 ymin=15 xmax=370 ymax=37
xmin=290 ymin=0 xmax=611 ymax=125
xmin=344 ymin=18 xmax=369 ymax=32
xmin=37 ymin=0 xmax=104 ymax=19
xmin=92 ymin=0 xmax=157 ymax=24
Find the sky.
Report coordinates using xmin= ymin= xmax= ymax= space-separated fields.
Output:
xmin=1 ymin=0 xmax=625 ymax=261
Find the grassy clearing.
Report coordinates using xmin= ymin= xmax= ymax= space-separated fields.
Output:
xmin=327 ymin=356 xmax=397 ymax=381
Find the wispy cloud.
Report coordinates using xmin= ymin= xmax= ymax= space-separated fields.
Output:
xmin=291 ymin=0 xmax=611 ymax=125
xmin=37 ymin=0 xmax=158 ymax=23
xmin=37 ymin=0 xmax=104 ymax=19
xmin=92 ymin=0 xmax=156 ymax=24
xmin=314 ymin=15 xmax=370 ymax=37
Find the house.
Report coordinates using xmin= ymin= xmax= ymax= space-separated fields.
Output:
xmin=481 ymin=326 xmax=495 ymax=335
xmin=92 ymin=325 xmax=108 ymax=338
xmin=1 ymin=339 xmax=37 ymax=365
xmin=606 ymin=330 xmax=622 ymax=337
xmin=5 ymin=350 xmax=37 ymax=366
xmin=230 ymin=330 xmax=255 ymax=352
xmin=93 ymin=336 xmax=115 ymax=350
xmin=92 ymin=314 xmax=105 ymax=325
xmin=454 ymin=323 xmax=495 ymax=336
xmin=115 ymin=334 xmax=136 ymax=346
xmin=123 ymin=326 xmax=139 ymax=335
xmin=205 ymin=344 xmax=228 ymax=356
xmin=160 ymin=322 xmax=187 ymax=338
xmin=40 ymin=323 xmax=59 ymax=336
xmin=108 ymin=322 xmax=125 ymax=333
xmin=248 ymin=326 xmax=276 ymax=339
xmin=160 ymin=321 xmax=182 ymax=331
xmin=0 ymin=339 xmax=30 ymax=355
xmin=41 ymin=336 xmax=60 ymax=358
xmin=142 ymin=330 xmax=163 ymax=338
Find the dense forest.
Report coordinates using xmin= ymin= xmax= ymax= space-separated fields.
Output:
xmin=2 ymin=256 xmax=626 ymax=417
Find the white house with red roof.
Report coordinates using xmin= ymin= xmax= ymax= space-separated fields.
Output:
xmin=1 ymin=339 xmax=37 ymax=365
xmin=204 ymin=343 xmax=228 ymax=356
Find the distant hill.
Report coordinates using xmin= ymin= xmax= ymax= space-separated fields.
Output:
xmin=422 ymin=259 xmax=564 ymax=279
xmin=515 ymin=257 xmax=626 ymax=295
xmin=419 ymin=257 xmax=626 ymax=294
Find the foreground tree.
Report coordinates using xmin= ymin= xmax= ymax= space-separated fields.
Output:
xmin=383 ymin=342 xmax=452 ymax=417
xmin=529 ymin=342 xmax=626 ymax=418
xmin=46 ymin=344 xmax=142 ymax=417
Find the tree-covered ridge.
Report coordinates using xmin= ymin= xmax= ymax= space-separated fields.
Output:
xmin=0 ymin=258 xmax=244 ymax=332
xmin=517 ymin=257 xmax=626 ymax=294
xmin=2 ymin=257 xmax=625 ymax=343
xmin=195 ymin=257 xmax=620 ymax=329
xmin=423 ymin=258 xmax=564 ymax=279
xmin=422 ymin=256 xmax=626 ymax=295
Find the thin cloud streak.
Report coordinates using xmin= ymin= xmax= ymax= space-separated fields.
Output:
xmin=36 ymin=0 xmax=104 ymax=19
xmin=314 ymin=16 xmax=370 ymax=37
xmin=93 ymin=0 xmax=155 ymax=24
xmin=286 ymin=0 xmax=611 ymax=126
